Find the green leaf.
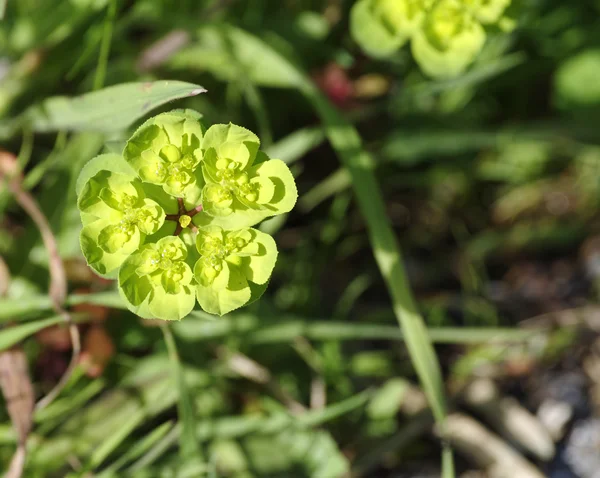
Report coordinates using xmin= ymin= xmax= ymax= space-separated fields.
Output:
xmin=170 ymin=26 xmax=304 ymax=89
xmin=201 ymin=123 xmax=260 ymax=164
xmin=264 ymin=126 xmax=325 ymax=165
xmin=304 ymin=83 xmax=449 ymax=424
xmin=25 ymin=81 xmax=206 ymax=133
xmin=367 ymin=378 xmax=409 ymax=419
xmin=160 ymin=324 xmax=201 ymax=460
xmin=0 ymin=315 xmax=65 ymax=352
xmin=97 ymin=422 xmax=174 ymax=476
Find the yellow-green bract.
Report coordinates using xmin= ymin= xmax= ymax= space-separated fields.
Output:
xmin=350 ymin=0 xmax=513 ymax=78
xmin=76 ymin=109 xmax=297 ymax=319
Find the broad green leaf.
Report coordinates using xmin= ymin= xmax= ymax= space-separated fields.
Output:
xmin=226 ymin=428 xmax=349 ymax=477
xmin=77 ymin=169 xmax=167 ymax=278
xmin=25 ymin=81 xmax=206 ymax=133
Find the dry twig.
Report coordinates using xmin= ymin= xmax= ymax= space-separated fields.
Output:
xmin=0 ymin=152 xmax=80 ymax=411
xmin=0 ymin=256 xmax=35 ymax=478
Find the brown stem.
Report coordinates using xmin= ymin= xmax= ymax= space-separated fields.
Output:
xmin=0 ymin=153 xmax=80 ymax=412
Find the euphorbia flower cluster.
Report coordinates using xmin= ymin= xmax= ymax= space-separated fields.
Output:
xmin=350 ymin=0 xmax=513 ymax=78
xmin=77 ymin=110 xmax=297 ymax=319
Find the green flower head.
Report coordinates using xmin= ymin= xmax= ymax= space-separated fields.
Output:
xmin=351 ymin=0 xmax=434 ymax=58
xmin=77 ymin=110 xmax=296 ymax=320
xmin=411 ymin=0 xmax=486 ymax=78
xmin=78 ymin=170 xmax=165 ymax=277
xmin=194 ymin=226 xmax=277 ymax=316
xmin=463 ymin=0 xmax=511 ymax=24
xmin=195 ymin=123 xmax=297 ymax=230
xmin=119 ymin=236 xmax=196 ymax=321
xmin=124 ymin=109 xmax=205 ymax=203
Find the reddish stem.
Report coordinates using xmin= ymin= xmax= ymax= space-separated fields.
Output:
xmin=186 ymin=204 xmax=203 ymax=217
xmin=164 ymin=201 xmax=202 ymax=235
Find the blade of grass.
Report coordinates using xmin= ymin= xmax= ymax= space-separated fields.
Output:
xmin=160 ymin=323 xmax=201 ymax=460
xmin=264 ymin=126 xmax=325 ymax=165
xmin=35 ymin=378 xmax=105 ymax=425
xmin=93 ymin=0 xmax=117 ymax=91
xmin=299 ymin=168 xmax=351 ymax=213
xmin=126 ymin=424 xmax=181 ymax=473
xmin=87 ymin=410 xmax=145 ymax=470
xmin=0 ymin=315 xmax=64 ymax=351
xmin=97 ymin=421 xmax=174 ymax=476
xmin=299 ymin=80 xmax=449 ymax=430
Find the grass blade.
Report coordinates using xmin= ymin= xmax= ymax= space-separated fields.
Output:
xmin=160 ymin=323 xmax=201 ymax=460
xmin=301 ymin=83 xmax=449 ymax=427
xmin=0 ymin=316 xmax=64 ymax=351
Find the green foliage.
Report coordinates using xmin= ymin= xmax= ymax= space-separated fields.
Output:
xmin=554 ymin=49 xmax=600 ymax=108
xmin=0 ymin=1 xmax=596 ymax=477
xmin=350 ymin=0 xmax=513 ymax=77
xmin=25 ymin=81 xmax=207 ymax=134
xmin=77 ymin=110 xmax=297 ymax=319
